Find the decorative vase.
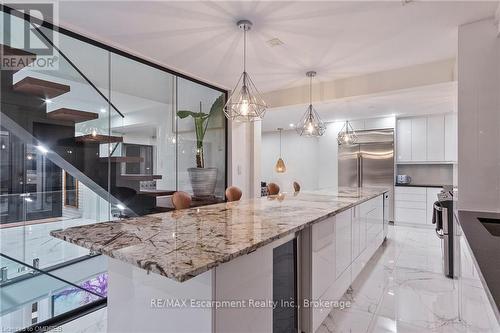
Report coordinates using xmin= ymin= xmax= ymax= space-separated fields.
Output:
xmin=187 ymin=167 xmax=218 ymax=199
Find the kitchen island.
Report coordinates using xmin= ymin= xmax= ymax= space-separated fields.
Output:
xmin=51 ymin=187 xmax=390 ymax=333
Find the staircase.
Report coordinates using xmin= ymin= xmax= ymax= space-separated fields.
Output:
xmin=1 ymin=44 xmax=163 ymax=219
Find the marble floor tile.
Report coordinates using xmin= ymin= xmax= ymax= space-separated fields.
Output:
xmin=317 ymin=224 xmax=471 ymax=333
xmin=0 ymin=217 xmax=99 ymax=278
xmin=48 ymin=307 xmax=107 ymax=333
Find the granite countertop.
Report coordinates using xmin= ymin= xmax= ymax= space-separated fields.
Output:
xmin=458 ymin=210 xmax=500 ymax=319
xmin=51 ymin=187 xmax=388 ymax=283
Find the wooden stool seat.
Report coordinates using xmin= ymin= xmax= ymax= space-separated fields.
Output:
xmin=172 ymin=191 xmax=192 ymax=210
xmin=267 ymin=183 xmax=280 ymax=195
xmin=225 ymin=186 xmax=242 ymax=202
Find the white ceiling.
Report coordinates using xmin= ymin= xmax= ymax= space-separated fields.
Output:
xmin=57 ymin=1 xmax=497 ymax=93
xmin=261 ymin=81 xmax=457 ymax=131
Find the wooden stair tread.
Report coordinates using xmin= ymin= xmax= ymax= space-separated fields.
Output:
xmin=75 ymin=134 xmax=123 ymax=143
xmin=99 ymin=156 xmax=144 ymax=163
xmin=47 ymin=108 xmax=99 ymax=123
xmin=1 ymin=45 xmax=36 ymax=71
xmin=13 ymin=76 xmax=70 ymax=99
xmin=119 ymin=174 xmax=162 ymax=181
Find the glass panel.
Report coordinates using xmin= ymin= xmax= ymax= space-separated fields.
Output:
xmin=0 ymin=254 xmax=105 ymax=331
xmin=273 ymin=239 xmax=297 ymax=332
xmin=177 ymin=77 xmax=226 ymax=203
xmin=1 ymin=7 xmax=226 ymax=331
xmin=109 ymin=53 xmax=176 ymax=215
xmin=1 ymin=11 xmax=116 ymax=272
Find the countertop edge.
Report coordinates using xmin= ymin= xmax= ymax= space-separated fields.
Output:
xmin=51 ymin=189 xmax=389 ymax=283
xmin=394 ymin=184 xmax=449 ymax=188
xmin=457 ymin=210 xmax=500 ymax=324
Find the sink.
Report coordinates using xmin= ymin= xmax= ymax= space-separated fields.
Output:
xmin=478 ymin=217 xmax=500 ymax=236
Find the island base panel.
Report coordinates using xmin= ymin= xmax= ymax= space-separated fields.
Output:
xmin=107 ymin=258 xmax=214 ymax=333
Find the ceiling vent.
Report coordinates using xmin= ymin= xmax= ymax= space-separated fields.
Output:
xmin=266 ymin=38 xmax=284 ymax=47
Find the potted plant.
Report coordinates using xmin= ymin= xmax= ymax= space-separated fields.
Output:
xmin=177 ymin=95 xmax=224 ymax=198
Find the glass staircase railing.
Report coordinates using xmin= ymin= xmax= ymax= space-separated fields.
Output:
xmin=1 ymin=8 xmax=125 ymax=332
xmin=0 ymin=253 xmax=106 ymax=332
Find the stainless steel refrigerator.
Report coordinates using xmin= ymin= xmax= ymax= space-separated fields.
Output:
xmin=338 ymin=129 xmax=394 ymax=221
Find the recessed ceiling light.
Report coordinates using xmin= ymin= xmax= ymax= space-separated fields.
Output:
xmin=100 ymin=108 xmax=107 ymax=113
xmin=289 ymin=123 xmax=295 ymax=128
xmin=266 ymin=38 xmax=284 ymax=47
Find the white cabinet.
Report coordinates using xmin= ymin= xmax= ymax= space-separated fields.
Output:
xmin=395 ymin=186 xmax=444 ymax=225
xmin=411 ymin=117 xmax=427 ymax=161
xmin=427 ymin=115 xmax=445 ymax=161
xmin=308 ymin=195 xmax=385 ymax=332
xmin=365 ymin=117 xmax=395 ymax=130
xmin=445 ymin=113 xmax=457 ymax=162
xmin=394 ymin=187 xmax=426 ymax=225
xmin=396 ymin=118 xmax=412 ymax=161
xmin=311 ymin=216 xmax=335 ymax=300
xmin=335 ymin=209 xmax=352 ymax=278
xmin=396 ymin=114 xmax=456 ymax=163
xmin=458 ymin=225 xmax=500 ymax=332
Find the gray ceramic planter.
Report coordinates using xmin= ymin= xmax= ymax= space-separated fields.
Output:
xmin=188 ymin=167 xmax=217 ymax=198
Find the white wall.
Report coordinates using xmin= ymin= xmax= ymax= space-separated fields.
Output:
xmin=260 ymin=117 xmax=395 ymax=193
xmin=458 ymin=18 xmax=500 ymax=212
xmin=261 ymin=130 xmax=320 ymax=192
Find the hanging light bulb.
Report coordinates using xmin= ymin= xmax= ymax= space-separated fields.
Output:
xmin=224 ymin=20 xmax=267 ymax=122
xmin=275 ymin=128 xmax=286 ymax=173
xmin=296 ymin=71 xmax=326 ymax=137
xmin=337 ymin=120 xmax=358 ymax=145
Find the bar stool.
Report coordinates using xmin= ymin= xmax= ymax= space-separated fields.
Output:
xmin=225 ymin=186 xmax=242 ymax=202
xmin=172 ymin=191 xmax=192 ymax=210
xmin=267 ymin=183 xmax=280 ymax=195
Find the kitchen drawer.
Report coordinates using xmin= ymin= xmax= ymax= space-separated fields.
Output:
xmin=395 ymin=193 xmax=426 ymax=202
xmin=395 ymin=187 xmax=427 ymax=195
xmin=395 ymin=200 xmax=427 ymax=210
xmin=395 ymin=207 xmax=427 ymax=224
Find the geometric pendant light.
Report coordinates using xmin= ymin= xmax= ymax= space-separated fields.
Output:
xmin=337 ymin=120 xmax=358 ymax=145
xmin=275 ymin=128 xmax=286 ymax=173
xmin=296 ymin=71 xmax=326 ymax=137
xmin=224 ymin=20 xmax=267 ymax=122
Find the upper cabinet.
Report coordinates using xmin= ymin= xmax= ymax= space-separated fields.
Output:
xmin=396 ymin=118 xmax=412 ymax=161
xmin=444 ymin=113 xmax=458 ymax=162
xmin=396 ymin=114 xmax=457 ymax=163
xmin=427 ymin=115 xmax=445 ymax=161
xmin=411 ymin=117 xmax=427 ymax=161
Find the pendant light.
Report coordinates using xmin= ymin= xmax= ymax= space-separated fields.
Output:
xmin=275 ymin=128 xmax=286 ymax=173
xmin=296 ymin=71 xmax=326 ymax=137
xmin=337 ymin=120 xmax=358 ymax=145
xmin=224 ymin=20 xmax=267 ymax=122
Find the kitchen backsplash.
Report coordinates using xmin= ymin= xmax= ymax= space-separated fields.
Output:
xmin=396 ymin=164 xmax=453 ymax=185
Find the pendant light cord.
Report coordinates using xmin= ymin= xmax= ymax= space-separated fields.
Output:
xmin=279 ymin=129 xmax=282 ymax=157
xmin=243 ymin=28 xmax=247 ymax=73
xmin=309 ymin=75 xmax=312 ymax=106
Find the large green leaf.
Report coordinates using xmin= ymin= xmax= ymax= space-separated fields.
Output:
xmin=208 ymin=94 xmax=225 ymax=118
xmin=177 ymin=110 xmax=208 ymax=119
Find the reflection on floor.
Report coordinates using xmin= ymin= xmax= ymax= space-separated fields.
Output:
xmin=317 ymin=224 xmax=467 ymax=333
xmin=49 ymin=307 xmax=107 ymax=333
xmin=0 ymin=218 xmax=97 ymax=278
